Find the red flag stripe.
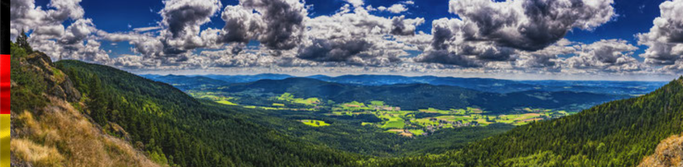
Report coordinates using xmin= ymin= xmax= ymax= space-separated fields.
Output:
xmin=0 ymin=54 xmax=9 ymax=114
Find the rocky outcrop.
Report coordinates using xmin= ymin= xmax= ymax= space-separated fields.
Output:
xmin=639 ymin=133 xmax=683 ymax=167
xmin=24 ymin=52 xmax=81 ymax=102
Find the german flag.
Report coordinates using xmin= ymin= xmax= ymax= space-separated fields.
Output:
xmin=1 ymin=0 xmax=10 ymax=166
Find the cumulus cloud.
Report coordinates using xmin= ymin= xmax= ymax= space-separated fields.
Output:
xmin=367 ymin=3 xmax=409 ymax=14
xmin=111 ymin=55 xmax=146 ymax=69
xmin=100 ymin=31 xmax=165 ymax=58
xmin=218 ymin=5 xmax=264 ymax=44
xmin=97 ymin=0 xmax=224 ymax=59
xmin=564 ymin=39 xmax=643 ymax=72
xmin=239 ymin=0 xmax=307 ymax=50
xmin=513 ymin=38 xmax=575 ymax=69
xmin=211 ymin=0 xmax=307 ymax=51
xmin=416 ymin=18 xmax=516 ymax=66
xmin=297 ymin=4 xmax=425 ymax=66
xmin=414 ymin=49 xmax=482 ymax=67
xmin=59 ymin=18 xmax=96 ymax=45
xmin=391 ymin=16 xmax=424 ymax=36
xmin=637 ymin=0 xmax=683 ymax=65
xmin=661 ymin=60 xmax=683 ymax=73
xmin=344 ymin=0 xmax=364 ymax=7
xmin=160 ymin=0 xmax=221 ymax=39
xmin=10 ymin=0 xmax=84 ymax=38
xmin=417 ymin=0 xmax=616 ymax=68
xmin=297 ymin=38 xmax=373 ymax=62
xmin=159 ymin=0 xmax=222 ymax=53
xmin=10 ymin=0 xmax=112 ymax=63
xmin=386 ymin=4 xmax=408 ymax=13
xmin=448 ymin=0 xmax=615 ymax=51
xmin=12 ymin=0 xmax=669 ymax=77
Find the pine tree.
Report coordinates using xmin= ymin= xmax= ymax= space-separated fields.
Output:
xmin=87 ymin=74 xmax=108 ymax=124
xmin=16 ymin=29 xmax=33 ymax=53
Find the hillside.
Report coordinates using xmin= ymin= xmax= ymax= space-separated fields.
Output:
xmin=382 ymin=77 xmax=683 ymax=166
xmin=9 ymin=44 xmax=360 ymax=166
xmin=206 ymin=77 xmax=626 ymax=112
xmin=9 ymin=45 xmax=159 ymax=166
xmin=54 ymin=60 xmax=360 ymax=166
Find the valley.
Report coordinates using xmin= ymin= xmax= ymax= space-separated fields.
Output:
xmin=190 ymin=91 xmax=575 ymax=137
xmin=9 ymin=43 xmax=682 ymax=166
xmin=168 ymin=75 xmax=640 ymax=139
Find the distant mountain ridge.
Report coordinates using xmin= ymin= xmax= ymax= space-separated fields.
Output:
xmin=207 ymin=77 xmax=628 ymax=113
xmin=142 ymin=73 xmax=666 ymax=95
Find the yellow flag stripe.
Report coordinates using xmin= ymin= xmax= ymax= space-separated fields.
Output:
xmin=0 ymin=114 xmax=9 ymax=167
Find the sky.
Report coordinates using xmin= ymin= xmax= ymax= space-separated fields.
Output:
xmin=9 ymin=0 xmax=683 ymax=81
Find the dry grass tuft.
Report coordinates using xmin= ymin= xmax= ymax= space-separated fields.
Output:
xmin=639 ymin=133 xmax=683 ymax=167
xmin=11 ymin=96 xmax=161 ymax=167
xmin=11 ymin=138 xmax=64 ymax=167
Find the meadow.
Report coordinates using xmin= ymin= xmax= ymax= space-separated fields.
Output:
xmin=190 ymin=92 xmax=575 ymax=137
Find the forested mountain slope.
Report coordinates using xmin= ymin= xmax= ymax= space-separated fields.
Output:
xmin=9 ymin=44 xmax=160 ymax=167
xmin=53 ymin=60 xmax=359 ymax=166
xmin=382 ymin=77 xmax=683 ymax=166
xmin=9 ymin=41 xmax=358 ymax=166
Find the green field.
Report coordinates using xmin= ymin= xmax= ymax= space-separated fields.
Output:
xmin=216 ymin=100 xmax=237 ymax=105
xmin=190 ymin=91 xmax=576 ymax=137
xmin=277 ymin=93 xmax=321 ymax=106
xmin=300 ymin=120 xmax=330 ymax=127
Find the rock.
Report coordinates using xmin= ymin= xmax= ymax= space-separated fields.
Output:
xmin=639 ymin=133 xmax=683 ymax=167
xmin=25 ymin=52 xmax=53 ymax=75
xmin=24 ymin=51 xmax=81 ymax=102
xmin=60 ymin=77 xmax=81 ymax=102
xmin=49 ymin=86 xmax=67 ymax=100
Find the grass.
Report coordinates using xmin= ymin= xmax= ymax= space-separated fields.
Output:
xmin=293 ymin=98 xmax=320 ymax=105
xmin=408 ymin=129 xmax=425 ymax=136
xmin=361 ymin=122 xmax=375 ymax=126
xmin=12 ymin=97 xmax=160 ymax=167
xmin=382 ymin=119 xmax=405 ymax=129
xmin=277 ymin=93 xmax=320 ymax=106
xmin=300 ymin=120 xmax=330 ymax=127
xmin=640 ymin=132 xmax=683 ymax=166
xmin=11 ymin=139 xmax=64 ymax=167
xmin=216 ymin=100 xmax=237 ymax=105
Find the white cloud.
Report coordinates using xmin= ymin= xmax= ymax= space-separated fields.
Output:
xmin=417 ymin=0 xmax=616 ymax=69
xmin=368 ymin=3 xmax=409 ymax=14
xmin=564 ymin=39 xmax=644 ymax=72
xmin=297 ymin=5 xmax=425 ymax=66
xmin=661 ymin=60 xmax=683 ymax=73
xmin=386 ymin=4 xmax=408 ymax=14
xmin=637 ymin=0 xmax=683 ymax=65
xmin=9 ymin=0 xmax=673 ymax=77
xmin=10 ymin=0 xmax=84 ymax=38
xmin=344 ymin=0 xmax=364 ymax=7
xmin=133 ymin=26 xmax=163 ymax=32
xmin=159 ymin=0 xmax=222 ymax=52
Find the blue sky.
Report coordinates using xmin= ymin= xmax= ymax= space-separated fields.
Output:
xmin=11 ymin=0 xmax=683 ymax=80
xmin=46 ymin=0 xmax=662 ymax=58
